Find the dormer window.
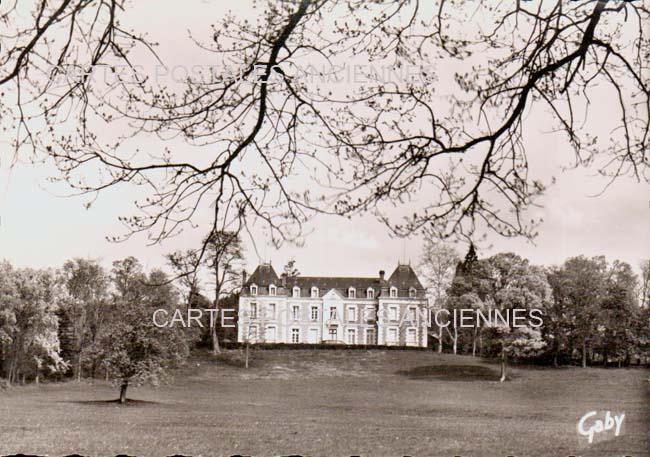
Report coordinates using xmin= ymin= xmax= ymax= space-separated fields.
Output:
xmin=367 ymin=288 xmax=374 ymax=299
xmin=311 ymin=287 xmax=319 ymax=298
xmin=348 ymin=287 xmax=356 ymax=299
xmin=409 ymin=287 xmax=417 ymax=298
xmin=250 ymin=284 xmax=258 ymax=296
xmin=390 ymin=287 xmax=398 ymax=298
xmin=293 ymin=286 xmax=301 ymax=298
xmin=269 ymin=284 xmax=276 ymax=296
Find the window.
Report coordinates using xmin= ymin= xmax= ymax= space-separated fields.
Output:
xmin=265 ymin=326 xmax=276 ymax=343
xmin=366 ymin=328 xmax=376 ymax=344
xmin=266 ymin=303 xmax=276 ymax=318
xmin=388 ymin=306 xmax=398 ymax=321
xmin=248 ymin=325 xmax=258 ymax=342
xmin=311 ymin=287 xmax=319 ymax=298
xmin=390 ymin=287 xmax=398 ymax=298
xmin=291 ymin=328 xmax=300 ymax=343
xmin=250 ymin=302 xmax=258 ymax=319
xmin=407 ymin=328 xmax=417 ymax=346
xmin=329 ymin=307 xmax=338 ymax=320
xmin=387 ymin=327 xmax=398 ymax=344
xmin=269 ymin=284 xmax=276 ymax=296
xmin=409 ymin=287 xmax=417 ymax=298
xmin=346 ymin=328 xmax=356 ymax=344
xmin=311 ymin=306 xmax=319 ymax=321
xmin=347 ymin=306 xmax=357 ymax=322
xmin=367 ymin=288 xmax=374 ymax=299
xmin=250 ymin=284 xmax=258 ymax=296
xmin=348 ymin=287 xmax=356 ymax=299
xmin=407 ymin=306 xmax=417 ymax=322
xmin=292 ymin=305 xmax=300 ymax=320
xmin=364 ymin=306 xmax=376 ymax=322
xmin=328 ymin=327 xmax=338 ymax=341
xmin=292 ymin=286 xmax=301 ymax=298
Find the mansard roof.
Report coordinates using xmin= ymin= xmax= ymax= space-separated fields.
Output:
xmin=387 ymin=264 xmax=424 ymax=290
xmin=245 ymin=263 xmax=279 ymax=286
xmin=291 ymin=276 xmax=384 ymax=291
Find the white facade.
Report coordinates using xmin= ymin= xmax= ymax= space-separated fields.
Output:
xmin=237 ymin=264 xmax=428 ymax=348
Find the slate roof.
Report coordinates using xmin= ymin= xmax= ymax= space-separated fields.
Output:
xmin=242 ymin=262 xmax=424 ymax=298
xmin=387 ymin=264 xmax=424 ymax=290
xmin=244 ymin=263 xmax=279 ymax=286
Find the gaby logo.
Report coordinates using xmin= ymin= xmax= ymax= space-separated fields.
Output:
xmin=577 ymin=411 xmax=625 ymax=443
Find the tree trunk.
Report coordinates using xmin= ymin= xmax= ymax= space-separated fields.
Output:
xmin=437 ymin=327 xmax=443 ymax=353
xmin=211 ymin=323 xmax=221 ymax=354
xmin=77 ymin=351 xmax=83 ymax=382
xmin=245 ymin=343 xmax=249 ymax=369
xmin=452 ymin=327 xmax=458 ymax=355
xmin=472 ymin=327 xmax=478 ymax=357
xmin=581 ymin=341 xmax=587 ymax=368
xmin=500 ymin=348 xmax=508 ymax=382
xmin=119 ymin=380 xmax=128 ymax=404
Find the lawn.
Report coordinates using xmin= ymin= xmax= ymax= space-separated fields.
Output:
xmin=0 ymin=350 xmax=648 ymax=457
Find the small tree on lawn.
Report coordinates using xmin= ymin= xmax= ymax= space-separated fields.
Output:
xmin=485 ymin=254 xmax=550 ymax=381
xmin=100 ymin=259 xmax=188 ymax=403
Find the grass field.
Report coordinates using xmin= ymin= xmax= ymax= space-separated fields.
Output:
xmin=1 ymin=349 xmax=648 ymax=457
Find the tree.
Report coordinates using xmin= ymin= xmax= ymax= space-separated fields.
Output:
xmin=281 ymin=259 xmax=300 ymax=286
xmin=0 ymin=263 xmax=67 ymax=385
xmin=639 ymin=259 xmax=650 ymax=309
xmin=548 ymin=256 xmax=608 ymax=368
xmin=3 ymin=1 xmax=648 ymax=248
xmin=166 ymin=250 xmax=203 ymax=311
xmin=60 ymin=258 xmax=109 ymax=381
xmin=418 ymin=241 xmax=460 ymax=352
xmin=204 ymin=231 xmax=244 ymax=354
xmin=449 ymin=253 xmax=550 ymax=381
xmin=99 ymin=259 xmax=188 ymax=403
xmin=599 ymin=260 xmax=639 ymax=366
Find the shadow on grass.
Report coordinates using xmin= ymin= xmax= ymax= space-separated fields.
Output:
xmin=397 ymin=364 xmax=502 ymax=381
xmin=67 ymin=398 xmax=160 ymax=407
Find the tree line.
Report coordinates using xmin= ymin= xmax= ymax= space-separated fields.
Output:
xmin=420 ymin=242 xmax=650 ymax=377
xmin=0 ymin=231 xmax=243 ymax=402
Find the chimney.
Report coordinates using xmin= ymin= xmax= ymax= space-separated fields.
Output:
xmin=379 ymin=270 xmax=385 ymax=281
xmin=242 ymin=270 xmax=248 ymax=285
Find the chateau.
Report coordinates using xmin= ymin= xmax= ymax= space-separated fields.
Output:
xmin=237 ymin=263 xmax=429 ymax=347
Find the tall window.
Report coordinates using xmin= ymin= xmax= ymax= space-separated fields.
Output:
xmin=346 ymin=328 xmax=356 ymax=344
xmin=311 ymin=287 xmax=319 ymax=298
xmin=328 ymin=327 xmax=338 ymax=341
xmin=409 ymin=287 xmax=417 ymax=298
xmin=348 ymin=287 xmax=356 ymax=299
xmin=407 ymin=328 xmax=417 ymax=345
xmin=269 ymin=285 xmax=276 ymax=296
xmin=311 ymin=306 xmax=319 ymax=321
xmin=367 ymin=288 xmax=374 ymax=299
xmin=347 ymin=306 xmax=357 ymax=322
xmin=407 ymin=306 xmax=417 ymax=322
xmin=329 ymin=307 xmax=338 ymax=320
xmin=292 ymin=305 xmax=300 ymax=320
xmin=387 ymin=327 xmax=398 ymax=344
xmin=293 ymin=286 xmax=301 ymax=298
xmin=388 ymin=306 xmax=398 ymax=321
xmin=366 ymin=328 xmax=376 ymax=344
xmin=390 ymin=287 xmax=398 ymax=298
xmin=364 ymin=306 xmax=375 ymax=322
xmin=267 ymin=303 xmax=276 ymax=318
xmin=250 ymin=302 xmax=258 ymax=319
xmin=250 ymin=284 xmax=258 ymax=296
xmin=291 ymin=328 xmax=300 ymax=343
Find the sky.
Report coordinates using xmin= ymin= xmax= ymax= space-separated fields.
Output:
xmin=1 ymin=0 xmax=649 ymax=281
